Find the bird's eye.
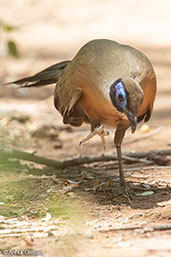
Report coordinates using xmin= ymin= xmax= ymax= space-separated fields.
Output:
xmin=109 ymin=80 xmax=127 ymax=109
xmin=118 ymin=94 xmax=124 ymax=102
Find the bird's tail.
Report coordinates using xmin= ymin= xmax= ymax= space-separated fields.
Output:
xmin=5 ymin=60 xmax=70 ymax=88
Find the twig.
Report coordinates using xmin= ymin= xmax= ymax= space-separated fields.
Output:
xmin=98 ymin=224 xmax=171 ymax=233
xmin=126 ymin=149 xmax=171 ymax=159
xmin=126 ymin=165 xmax=171 ymax=172
xmin=122 ymin=155 xmax=153 ymax=164
xmin=0 ymin=147 xmax=117 ymax=168
xmin=0 ymin=226 xmax=57 ymax=236
xmin=99 ymin=225 xmax=142 ymax=232
xmin=0 ymin=147 xmax=171 ymax=169
xmin=0 ymin=147 xmax=65 ymax=168
xmin=146 ymin=224 xmax=171 ymax=232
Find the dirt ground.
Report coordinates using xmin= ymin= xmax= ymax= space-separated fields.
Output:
xmin=0 ymin=1 xmax=171 ymax=257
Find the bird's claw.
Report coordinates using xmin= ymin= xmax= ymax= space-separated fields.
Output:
xmin=79 ymin=124 xmax=110 ymax=150
xmin=116 ymin=182 xmax=133 ymax=202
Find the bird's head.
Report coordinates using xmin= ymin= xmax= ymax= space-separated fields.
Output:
xmin=109 ymin=78 xmax=144 ymax=133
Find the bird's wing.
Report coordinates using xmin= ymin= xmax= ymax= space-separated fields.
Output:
xmin=54 ymin=86 xmax=88 ymax=127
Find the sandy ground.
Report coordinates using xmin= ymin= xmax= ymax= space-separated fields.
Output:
xmin=0 ymin=1 xmax=171 ymax=257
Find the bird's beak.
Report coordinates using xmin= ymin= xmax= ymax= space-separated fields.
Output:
xmin=124 ymin=109 xmax=137 ymax=133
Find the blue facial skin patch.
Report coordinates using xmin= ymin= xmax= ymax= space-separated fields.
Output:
xmin=115 ymin=81 xmax=127 ymax=108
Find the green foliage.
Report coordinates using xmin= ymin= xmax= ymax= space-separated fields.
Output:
xmin=46 ymin=194 xmax=78 ymax=219
xmin=0 ymin=166 xmax=82 ymax=219
xmin=0 ymin=171 xmax=42 ymax=217
xmin=7 ymin=40 xmax=19 ymax=57
xmin=0 ymin=20 xmax=16 ymax=32
xmin=0 ymin=20 xmax=19 ymax=58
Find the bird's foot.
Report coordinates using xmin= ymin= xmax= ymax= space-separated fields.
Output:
xmin=79 ymin=124 xmax=110 ymax=151
xmin=119 ymin=183 xmax=133 ymax=202
xmin=112 ymin=182 xmax=133 ymax=203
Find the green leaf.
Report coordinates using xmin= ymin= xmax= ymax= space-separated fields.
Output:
xmin=0 ymin=20 xmax=16 ymax=32
xmin=4 ymin=24 xmax=15 ymax=32
xmin=136 ymin=191 xmax=154 ymax=197
xmin=7 ymin=40 xmax=19 ymax=57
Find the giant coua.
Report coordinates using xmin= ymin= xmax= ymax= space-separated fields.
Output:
xmin=8 ymin=39 xmax=157 ymax=194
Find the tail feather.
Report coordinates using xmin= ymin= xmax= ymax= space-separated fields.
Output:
xmin=5 ymin=60 xmax=70 ymax=87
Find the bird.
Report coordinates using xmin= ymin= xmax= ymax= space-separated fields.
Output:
xmin=7 ymin=39 xmax=157 ymax=195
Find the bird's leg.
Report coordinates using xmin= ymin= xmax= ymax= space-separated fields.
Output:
xmin=79 ymin=124 xmax=109 ymax=151
xmin=116 ymin=145 xmax=126 ymax=189
xmin=114 ymin=126 xmax=129 ymax=195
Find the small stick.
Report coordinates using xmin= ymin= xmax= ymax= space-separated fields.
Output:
xmin=99 ymin=225 xmax=142 ymax=232
xmin=150 ymin=224 xmax=171 ymax=232
xmin=122 ymin=155 xmax=153 ymax=164
xmin=0 ymin=147 xmax=171 ymax=169
xmin=126 ymin=165 xmax=171 ymax=172
xmin=126 ymin=149 xmax=171 ymax=159
xmin=0 ymin=225 xmax=57 ymax=236
xmin=99 ymin=224 xmax=171 ymax=233
xmin=0 ymin=147 xmax=117 ymax=169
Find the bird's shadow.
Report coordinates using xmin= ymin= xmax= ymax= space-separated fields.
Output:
xmin=37 ymin=163 xmax=171 ymax=210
